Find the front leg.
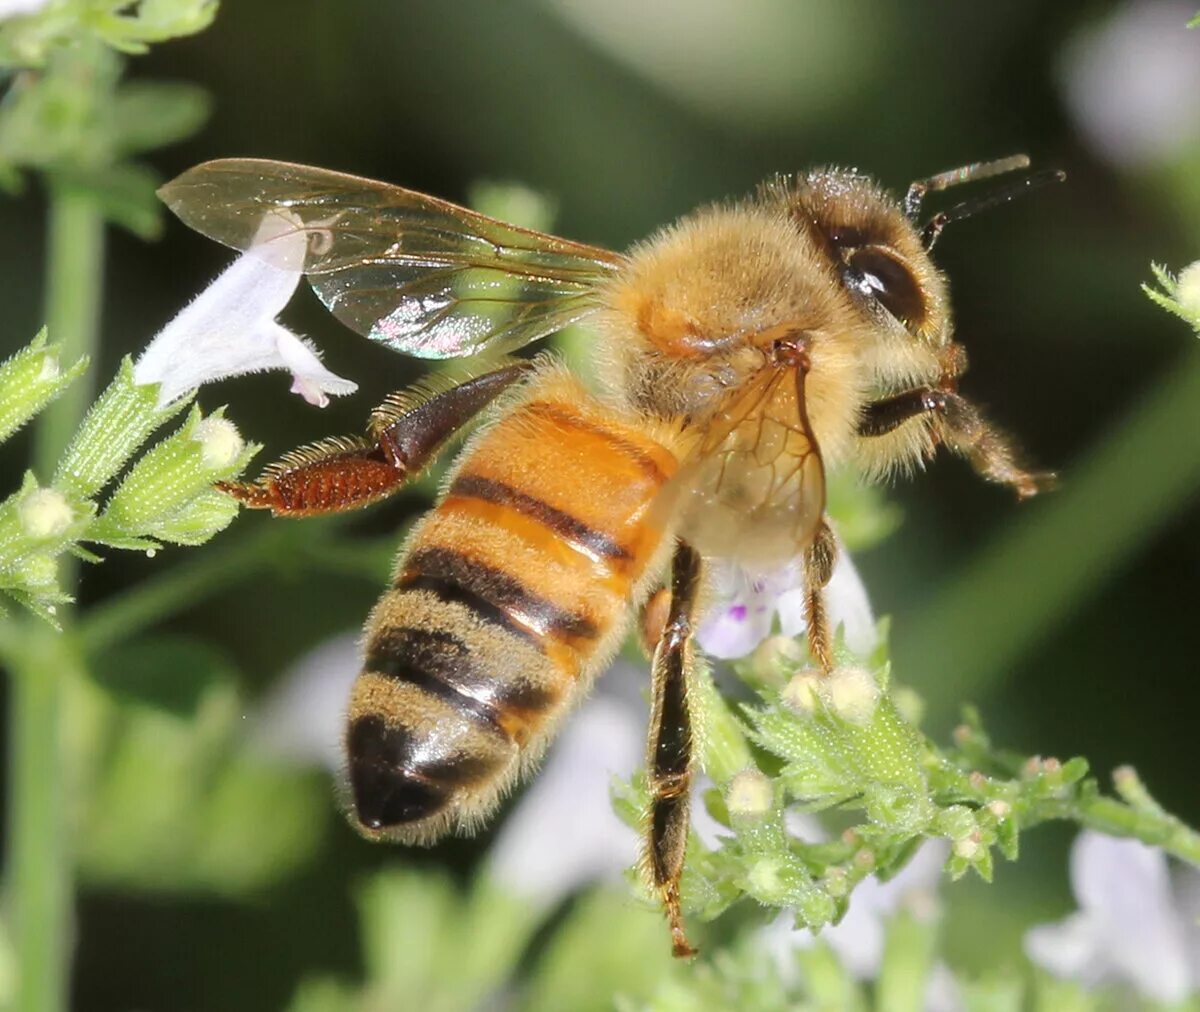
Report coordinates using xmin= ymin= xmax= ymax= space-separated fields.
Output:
xmin=218 ymin=361 xmax=531 ymax=515
xmin=859 ymin=386 xmax=1054 ymax=500
xmin=645 ymin=541 xmax=702 ymax=958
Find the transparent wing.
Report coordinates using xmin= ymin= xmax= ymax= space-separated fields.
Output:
xmin=159 ymin=158 xmax=626 ymax=359
xmin=693 ymin=364 xmax=826 ymax=549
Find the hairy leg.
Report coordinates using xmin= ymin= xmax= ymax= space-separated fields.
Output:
xmin=645 ymin=541 xmax=702 ymax=958
xmin=219 ymin=361 xmax=531 ymax=515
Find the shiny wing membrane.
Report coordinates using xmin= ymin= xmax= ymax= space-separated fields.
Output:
xmin=159 ymin=158 xmax=625 ymax=359
xmin=697 ymin=363 xmax=826 ymax=546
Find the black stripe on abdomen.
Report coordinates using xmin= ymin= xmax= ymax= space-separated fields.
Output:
xmin=364 ymin=626 xmax=557 ymax=739
xmin=395 ymin=546 xmax=599 ymax=643
xmin=448 ymin=473 xmax=632 ymax=563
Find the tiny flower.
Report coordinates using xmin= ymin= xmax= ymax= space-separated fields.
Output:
xmin=1025 ymin=830 xmax=1200 ymax=1003
xmin=17 ymin=488 xmax=73 ymax=539
xmin=134 ymin=211 xmax=357 ymax=407
xmin=698 ymin=540 xmax=875 ymax=660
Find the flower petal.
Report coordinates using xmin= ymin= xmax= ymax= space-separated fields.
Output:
xmin=1025 ymin=912 xmax=1107 ymax=987
xmin=134 ymin=212 xmax=356 ymax=406
xmin=249 ymin=632 xmax=360 ymax=769
xmin=1071 ymin=831 xmax=1194 ymax=1002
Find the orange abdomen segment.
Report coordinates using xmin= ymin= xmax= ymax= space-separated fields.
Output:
xmin=346 ymin=373 xmax=679 ymax=841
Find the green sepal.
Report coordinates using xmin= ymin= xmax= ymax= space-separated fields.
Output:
xmin=55 ymin=357 xmax=186 ymax=499
xmin=95 ymin=404 xmax=257 ymax=541
xmin=0 ymin=329 xmax=89 ymax=445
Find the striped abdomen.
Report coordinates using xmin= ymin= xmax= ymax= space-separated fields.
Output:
xmin=346 ymin=371 xmax=680 ymax=842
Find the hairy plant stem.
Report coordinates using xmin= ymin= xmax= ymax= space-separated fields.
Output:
xmin=7 ymin=181 xmax=105 ymax=1012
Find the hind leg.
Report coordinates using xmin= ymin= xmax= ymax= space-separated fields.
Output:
xmin=645 ymin=540 xmax=702 ymax=958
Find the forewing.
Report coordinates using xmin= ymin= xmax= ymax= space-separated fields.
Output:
xmin=159 ymin=158 xmax=625 ymax=358
xmin=697 ymin=364 xmax=826 ymax=548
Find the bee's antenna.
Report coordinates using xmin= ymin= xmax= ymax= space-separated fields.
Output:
xmin=920 ymin=168 xmax=1066 ymax=250
xmin=904 ymin=154 xmax=1031 ymax=220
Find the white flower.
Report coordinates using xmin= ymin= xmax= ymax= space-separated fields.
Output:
xmin=484 ymin=672 xmax=644 ymax=908
xmin=134 ymin=211 xmax=357 ymax=407
xmin=1025 ymin=830 xmax=1200 ymax=1003
xmin=697 ymin=544 xmax=876 ymax=660
xmin=1060 ymin=0 xmax=1200 ymax=168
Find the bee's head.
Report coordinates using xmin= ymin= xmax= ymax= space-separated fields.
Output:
xmin=769 ymin=168 xmax=951 ymax=347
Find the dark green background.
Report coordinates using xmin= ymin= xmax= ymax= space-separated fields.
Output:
xmin=3 ymin=2 xmax=1198 ymax=1008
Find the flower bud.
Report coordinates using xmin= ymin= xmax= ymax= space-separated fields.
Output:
xmin=726 ymin=768 xmax=773 ymax=820
xmin=1177 ymin=260 xmax=1200 ymax=315
xmin=18 ymin=488 xmax=74 ymax=539
xmin=99 ymin=407 xmax=256 ymax=542
xmin=0 ymin=332 xmax=87 ymax=445
xmin=192 ymin=417 xmax=245 ymax=471
xmin=781 ymin=669 xmax=822 ymax=713
xmin=953 ymin=830 xmax=984 ymax=861
xmin=826 ymin=666 xmax=879 ymax=724
xmin=987 ymin=800 xmax=1012 ymax=819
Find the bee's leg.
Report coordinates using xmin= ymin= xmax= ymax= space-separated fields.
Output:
xmin=859 ymin=386 xmax=1054 ymax=500
xmin=645 ymin=540 xmax=702 ymax=959
xmin=802 ymin=519 xmax=837 ymax=674
xmin=218 ymin=361 xmax=532 ymax=516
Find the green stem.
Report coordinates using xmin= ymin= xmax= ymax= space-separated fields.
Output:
xmin=1063 ymin=794 xmax=1200 ymax=868
xmin=6 ymin=633 xmax=85 ymax=1012
xmin=6 ymin=181 xmax=105 ymax=1012
xmin=33 ymin=184 xmax=105 ymax=478
xmin=899 ymin=349 xmax=1200 ymax=728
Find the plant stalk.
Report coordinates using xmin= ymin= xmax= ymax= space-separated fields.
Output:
xmin=6 ymin=181 xmax=106 ymax=1012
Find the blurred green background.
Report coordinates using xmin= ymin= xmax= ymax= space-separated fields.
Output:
xmin=2 ymin=1 xmax=1199 ymax=1008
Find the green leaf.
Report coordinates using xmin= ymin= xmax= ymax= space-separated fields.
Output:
xmin=111 ymin=80 xmax=211 ymax=155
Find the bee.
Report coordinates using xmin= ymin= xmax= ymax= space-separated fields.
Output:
xmin=161 ymin=154 xmax=1061 ymax=957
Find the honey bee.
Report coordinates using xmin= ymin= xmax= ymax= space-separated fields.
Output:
xmin=161 ymin=154 xmax=1060 ymax=957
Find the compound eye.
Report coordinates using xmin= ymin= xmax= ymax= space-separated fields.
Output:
xmin=847 ymin=246 xmax=926 ymax=329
